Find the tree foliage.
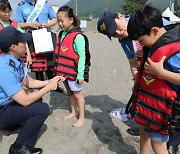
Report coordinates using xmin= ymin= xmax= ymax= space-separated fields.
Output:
xmin=175 ymin=0 xmax=180 ymax=16
xmin=121 ymin=0 xmax=144 ymax=15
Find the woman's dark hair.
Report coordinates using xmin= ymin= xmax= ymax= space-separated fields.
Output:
xmin=0 ymin=0 xmax=12 ymax=11
xmin=127 ymin=4 xmax=163 ymax=40
xmin=57 ymin=6 xmax=80 ymax=27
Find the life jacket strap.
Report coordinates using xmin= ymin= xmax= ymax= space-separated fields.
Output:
xmin=134 ymin=84 xmax=174 ymax=108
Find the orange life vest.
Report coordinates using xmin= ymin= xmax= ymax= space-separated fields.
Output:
xmin=54 ymin=30 xmax=90 ymax=82
xmin=127 ymin=42 xmax=180 ymax=134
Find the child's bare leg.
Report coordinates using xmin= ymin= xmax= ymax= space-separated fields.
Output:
xmin=72 ymin=91 xmax=85 ymax=127
xmin=63 ymin=91 xmax=78 ymax=120
xmin=138 ymin=124 xmax=151 ymax=154
xmin=151 ymin=137 xmax=168 ymax=154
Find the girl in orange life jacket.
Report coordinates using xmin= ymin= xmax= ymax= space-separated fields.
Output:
xmin=55 ymin=6 xmax=90 ymax=127
xmin=0 ymin=0 xmax=32 ymax=65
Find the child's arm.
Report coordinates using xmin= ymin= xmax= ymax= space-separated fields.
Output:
xmin=74 ymin=34 xmax=86 ymax=83
xmin=144 ymin=55 xmax=180 ymax=86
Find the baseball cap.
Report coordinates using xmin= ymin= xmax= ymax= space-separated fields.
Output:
xmin=0 ymin=26 xmax=32 ymax=49
xmin=97 ymin=11 xmax=117 ymax=39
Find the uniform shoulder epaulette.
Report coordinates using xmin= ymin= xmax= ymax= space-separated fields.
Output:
xmin=9 ymin=59 xmax=16 ymax=69
xmin=18 ymin=1 xmax=25 ymax=6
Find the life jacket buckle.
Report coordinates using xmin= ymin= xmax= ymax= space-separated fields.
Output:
xmin=167 ymin=100 xmax=173 ymax=108
xmin=163 ymin=114 xmax=172 ymax=122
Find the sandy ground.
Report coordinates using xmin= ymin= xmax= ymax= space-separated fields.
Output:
xmin=0 ymin=21 xmax=141 ymax=154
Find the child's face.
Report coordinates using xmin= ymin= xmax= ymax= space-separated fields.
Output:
xmin=137 ymin=35 xmax=155 ymax=47
xmin=112 ymin=14 xmax=128 ymax=38
xmin=0 ymin=9 xmax=12 ymax=22
xmin=137 ymin=27 xmax=161 ymax=47
xmin=57 ymin=11 xmax=74 ymax=31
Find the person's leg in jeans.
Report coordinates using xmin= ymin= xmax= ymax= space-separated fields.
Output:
xmin=168 ymin=132 xmax=180 ymax=146
xmin=167 ymin=133 xmax=180 ymax=154
xmin=0 ymin=102 xmax=49 ymax=146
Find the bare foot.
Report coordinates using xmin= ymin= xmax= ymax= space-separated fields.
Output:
xmin=72 ymin=118 xmax=85 ymax=127
xmin=63 ymin=113 xmax=77 ymax=120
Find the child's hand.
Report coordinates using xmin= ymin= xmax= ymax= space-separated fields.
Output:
xmin=76 ymin=79 xmax=84 ymax=84
xmin=50 ymin=76 xmax=63 ymax=82
xmin=40 ymin=23 xmax=48 ymax=28
xmin=29 ymin=22 xmax=41 ymax=29
xmin=57 ymin=76 xmax=66 ymax=83
xmin=144 ymin=56 xmax=166 ymax=76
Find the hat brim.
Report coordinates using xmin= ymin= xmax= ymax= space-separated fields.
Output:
xmin=106 ymin=20 xmax=117 ymax=40
xmin=19 ymin=33 xmax=32 ymax=42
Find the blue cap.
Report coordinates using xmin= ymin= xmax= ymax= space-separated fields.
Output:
xmin=97 ymin=11 xmax=117 ymax=39
xmin=0 ymin=26 xmax=32 ymax=49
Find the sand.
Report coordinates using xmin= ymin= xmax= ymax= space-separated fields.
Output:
xmin=0 ymin=21 xmax=140 ymax=154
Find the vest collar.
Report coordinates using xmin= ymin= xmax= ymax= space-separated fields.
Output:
xmin=151 ymin=24 xmax=180 ymax=55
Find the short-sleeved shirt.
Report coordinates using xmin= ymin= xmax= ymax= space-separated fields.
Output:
xmin=16 ymin=0 xmax=56 ymax=31
xmin=119 ymin=17 xmax=171 ymax=60
xmin=0 ymin=54 xmax=27 ymax=106
xmin=164 ymin=53 xmax=180 ymax=91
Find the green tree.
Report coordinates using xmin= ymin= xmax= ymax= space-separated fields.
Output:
xmin=121 ymin=0 xmax=144 ymax=15
xmin=174 ymin=0 xmax=180 ymax=16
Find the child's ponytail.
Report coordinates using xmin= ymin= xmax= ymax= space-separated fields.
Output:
xmin=73 ymin=14 xmax=80 ymax=27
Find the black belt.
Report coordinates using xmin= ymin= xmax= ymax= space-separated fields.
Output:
xmin=0 ymin=98 xmax=13 ymax=107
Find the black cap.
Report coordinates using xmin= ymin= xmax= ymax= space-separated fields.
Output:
xmin=97 ymin=11 xmax=117 ymax=39
xmin=0 ymin=26 xmax=32 ymax=49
